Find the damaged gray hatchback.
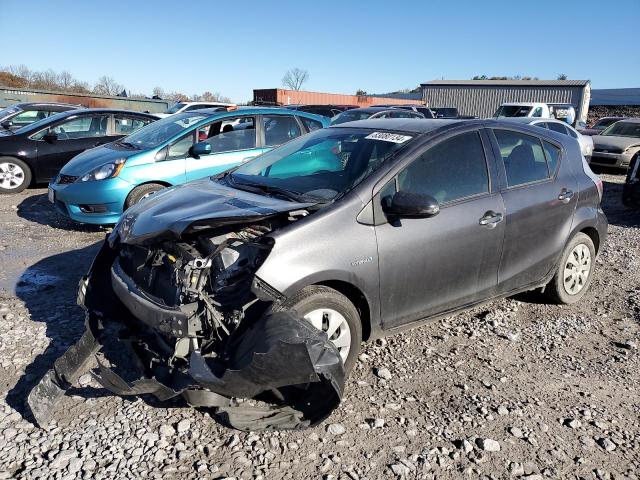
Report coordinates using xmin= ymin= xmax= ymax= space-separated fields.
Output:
xmin=30 ymin=118 xmax=607 ymax=430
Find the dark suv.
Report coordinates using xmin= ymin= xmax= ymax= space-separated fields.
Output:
xmin=31 ymin=119 xmax=607 ymax=430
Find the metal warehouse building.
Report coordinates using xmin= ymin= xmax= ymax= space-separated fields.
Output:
xmin=421 ymin=80 xmax=591 ymax=123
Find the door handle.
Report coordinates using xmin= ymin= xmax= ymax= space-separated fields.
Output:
xmin=558 ymin=189 xmax=574 ymax=203
xmin=479 ymin=211 xmax=503 ymax=227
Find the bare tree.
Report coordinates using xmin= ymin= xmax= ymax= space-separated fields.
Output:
xmin=152 ymin=86 xmax=165 ymax=98
xmin=58 ymin=71 xmax=74 ymax=90
xmin=93 ymin=76 xmax=124 ymax=96
xmin=201 ymin=91 xmax=232 ymax=103
xmin=166 ymin=91 xmax=190 ymax=102
xmin=282 ymin=68 xmax=309 ymax=91
xmin=31 ymin=69 xmax=59 ymax=90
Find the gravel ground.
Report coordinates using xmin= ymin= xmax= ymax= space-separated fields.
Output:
xmin=0 ymin=173 xmax=638 ymax=480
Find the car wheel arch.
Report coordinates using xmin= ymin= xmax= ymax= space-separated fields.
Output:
xmin=123 ymin=180 xmax=172 ymax=210
xmin=277 ymin=274 xmax=375 ymax=342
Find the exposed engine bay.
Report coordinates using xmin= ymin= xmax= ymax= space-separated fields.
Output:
xmin=28 ymin=212 xmax=345 ymax=431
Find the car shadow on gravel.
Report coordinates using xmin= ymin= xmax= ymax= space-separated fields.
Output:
xmin=16 ymin=193 xmax=110 ymax=233
xmin=7 ymin=242 xmax=111 ymax=423
xmin=601 ymin=180 xmax=640 ymax=228
xmin=7 ymin=242 xmax=187 ymax=424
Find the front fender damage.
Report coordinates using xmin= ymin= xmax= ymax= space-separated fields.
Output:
xmin=28 ymin=224 xmax=345 ymax=431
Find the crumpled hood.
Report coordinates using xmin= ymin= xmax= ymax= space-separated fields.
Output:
xmin=113 ymin=178 xmax=315 ymax=245
xmin=593 ymin=135 xmax=640 ymax=151
xmin=61 ymin=144 xmax=139 ymax=176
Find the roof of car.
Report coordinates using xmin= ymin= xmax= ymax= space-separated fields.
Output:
xmin=49 ymin=108 xmax=157 ymax=117
xmin=194 ymin=106 xmax=326 ymax=117
xmin=14 ymin=102 xmax=85 ymax=109
xmin=343 ymin=106 xmax=405 ymax=113
xmin=330 ymin=118 xmax=463 ymax=133
xmin=500 ymin=117 xmax=570 ymax=125
xmin=612 ymin=118 xmax=640 ymax=123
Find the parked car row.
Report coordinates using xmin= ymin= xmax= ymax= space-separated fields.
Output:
xmin=48 ymin=106 xmax=329 ymax=224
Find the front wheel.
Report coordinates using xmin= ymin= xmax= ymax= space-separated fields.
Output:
xmin=545 ymin=233 xmax=596 ymax=304
xmin=124 ymin=183 xmax=166 ymax=210
xmin=275 ymin=286 xmax=362 ymax=372
xmin=0 ymin=157 xmax=32 ymax=194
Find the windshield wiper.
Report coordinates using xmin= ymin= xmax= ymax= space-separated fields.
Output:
xmin=229 ymin=177 xmax=311 ymax=202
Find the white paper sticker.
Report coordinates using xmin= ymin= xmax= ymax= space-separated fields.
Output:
xmin=365 ymin=132 xmax=412 ymax=143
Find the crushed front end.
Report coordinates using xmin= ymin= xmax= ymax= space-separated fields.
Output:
xmin=28 ymin=213 xmax=344 ymax=431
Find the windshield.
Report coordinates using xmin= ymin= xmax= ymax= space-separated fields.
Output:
xmin=595 ymin=118 xmax=622 ymax=129
xmin=601 ymin=121 xmax=640 ymax=138
xmin=165 ymin=102 xmax=187 ymax=114
xmin=14 ymin=111 xmax=72 ymax=135
xmin=228 ymin=127 xmax=414 ymax=201
xmin=494 ymin=105 xmax=532 ymax=118
xmin=120 ymin=112 xmax=207 ymax=149
xmin=330 ymin=111 xmax=377 ymax=125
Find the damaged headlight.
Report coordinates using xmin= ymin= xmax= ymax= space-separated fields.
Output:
xmin=77 ymin=159 xmax=126 ymax=182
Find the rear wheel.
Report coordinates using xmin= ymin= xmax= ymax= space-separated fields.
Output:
xmin=0 ymin=157 xmax=31 ymax=194
xmin=124 ymin=183 xmax=166 ymax=210
xmin=275 ymin=286 xmax=362 ymax=372
xmin=545 ymin=233 xmax=596 ymax=304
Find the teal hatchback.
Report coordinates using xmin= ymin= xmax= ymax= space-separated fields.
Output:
xmin=48 ymin=107 xmax=328 ymax=224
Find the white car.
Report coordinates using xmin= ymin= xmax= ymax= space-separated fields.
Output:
xmin=500 ymin=117 xmax=594 ymax=159
xmin=156 ymin=101 xmax=235 ymax=118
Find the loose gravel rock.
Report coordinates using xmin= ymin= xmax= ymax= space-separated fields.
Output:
xmin=0 ymin=176 xmax=639 ymax=479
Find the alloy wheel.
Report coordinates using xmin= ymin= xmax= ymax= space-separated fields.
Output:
xmin=303 ymin=308 xmax=352 ymax=363
xmin=0 ymin=162 xmax=25 ymax=190
xmin=563 ymin=243 xmax=591 ymax=295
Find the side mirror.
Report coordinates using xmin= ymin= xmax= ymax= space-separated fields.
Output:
xmin=0 ymin=120 xmax=13 ymax=130
xmin=43 ymin=132 xmax=58 ymax=143
xmin=191 ymin=141 xmax=211 ymax=157
xmin=382 ymin=191 xmax=440 ymax=218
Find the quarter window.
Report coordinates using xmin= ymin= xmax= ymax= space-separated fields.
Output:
xmin=494 ymin=130 xmax=550 ymax=187
xmin=397 ymin=131 xmax=489 ymax=204
xmin=547 ymin=122 xmax=569 ymax=136
xmin=543 ymin=141 xmax=561 ymax=176
xmin=263 ymin=115 xmax=301 ymax=147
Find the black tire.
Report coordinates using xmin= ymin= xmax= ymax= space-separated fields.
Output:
xmin=0 ymin=157 xmax=32 ymax=194
xmin=275 ymin=285 xmax=362 ymax=372
xmin=545 ymin=233 xmax=596 ymax=304
xmin=124 ymin=183 xmax=166 ymax=210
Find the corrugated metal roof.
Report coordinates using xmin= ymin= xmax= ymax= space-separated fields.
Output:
xmin=422 ymin=80 xmax=590 ymax=87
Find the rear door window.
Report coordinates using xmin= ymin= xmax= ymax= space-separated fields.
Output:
xmin=397 ymin=131 xmax=489 ymax=204
xmin=298 ymin=116 xmax=324 ymax=132
xmin=263 ymin=115 xmax=302 ymax=147
xmin=113 ymin=116 xmax=153 ymax=135
xmin=493 ymin=130 xmax=550 ymax=187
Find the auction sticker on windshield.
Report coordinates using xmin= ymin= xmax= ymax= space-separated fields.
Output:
xmin=365 ymin=132 xmax=412 ymax=143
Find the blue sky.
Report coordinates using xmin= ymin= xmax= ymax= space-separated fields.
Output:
xmin=1 ymin=0 xmax=638 ymax=102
